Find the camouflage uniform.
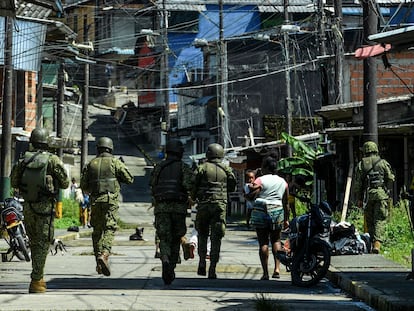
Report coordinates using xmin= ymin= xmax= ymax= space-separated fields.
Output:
xmin=191 ymin=144 xmax=236 ymax=279
xmin=150 ymin=142 xmax=193 ymax=285
xmin=11 ymin=148 xmax=69 ymax=283
xmin=80 ymin=150 xmax=133 ymax=274
xmin=354 ymin=141 xmax=394 ymax=252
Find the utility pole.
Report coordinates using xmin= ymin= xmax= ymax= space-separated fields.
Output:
xmin=81 ymin=25 xmax=90 ymax=171
xmin=283 ymin=0 xmax=293 ymax=156
xmin=1 ymin=16 xmax=13 ymax=200
xmin=161 ymin=0 xmax=169 ymax=133
xmin=57 ymin=62 xmax=64 ymax=158
xmin=317 ymin=0 xmax=327 ymax=56
xmin=333 ymin=0 xmax=344 ymax=105
xmin=218 ymin=0 xmax=229 ymax=148
xmin=362 ymin=0 xmax=378 ymax=144
xmin=36 ymin=68 xmax=43 ymax=127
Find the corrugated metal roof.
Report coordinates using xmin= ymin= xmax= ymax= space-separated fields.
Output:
xmin=162 ymin=4 xmax=206 ymax=11
xmin=369 ymin=25 xmax=414 ymax=49
xmin=156 ymin=0 xmax=313 ymax=4
xmin=258 ymin=5 xmax=316 ymax=13
xmin=16 ymin=2 xmax=52 ymax=19
xmin=155 ymin=0 xmax=315 ymax=11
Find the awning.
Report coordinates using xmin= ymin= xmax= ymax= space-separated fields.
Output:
xmin=369 ymin=26 xmax=414 ymax=50
xmin=186 ymin=96 xmax=216 ymax=106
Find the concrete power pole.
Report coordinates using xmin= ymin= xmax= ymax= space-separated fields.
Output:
xmin=161 ymin=0 xmax=169 ymax=134
xmin=362 ymin=0 xmax=378 ymax=144
xmin=57 ymin=62 xmax=64 ymax=158
xmin=333 ymin=0 xmax=344 ymax=105
xmin=81 ymin=25 xmax=90 ymax=171
xmin=218 ymin=0 xmax=229 ymax=149
xmin=1 ymin=16 xmax=13 ymax=200
xmin=283 ymin=0 xmax=293 ymax=157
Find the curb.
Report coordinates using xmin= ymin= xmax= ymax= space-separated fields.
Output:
xmin=327 ymin=268 xmax=412 ymax=311
xmin=56 ymin=229 xmax=92 ymax=241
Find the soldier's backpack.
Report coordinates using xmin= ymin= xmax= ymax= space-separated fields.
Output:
xmin=20 ymin=151 xmax=56 ymax=202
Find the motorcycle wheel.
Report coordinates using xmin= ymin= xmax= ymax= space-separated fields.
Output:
xmin=13 ymin=227 xmax=31 ymax=262
xmin=291 ymin=243 xmax=331 ymax=287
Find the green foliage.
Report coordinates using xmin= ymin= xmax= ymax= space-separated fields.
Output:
xmin=54 ymin=198 xmax=137 ymax=230
xmin=277 ymin=132 xmax=324 ymax=184
xmin=342 ymin=200 xmax=413 ymax=267
xmin=55 ymin=198 xmax=80 ymax=229
xmin=382 ymin=199 xmax=414 ymax=266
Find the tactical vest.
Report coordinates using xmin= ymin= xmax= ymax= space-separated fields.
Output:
xmin=88 ymin=156 xmax=118 ymax=194
xmin=362 ymin=156 xmax=384 ymax=188
xmin=153 ymin=160 xmax=187 ymax=202
xmin=20 ymin=151 xmax=55 ymax=202
xmin=198 ymin=162 xmax=228 ymax=202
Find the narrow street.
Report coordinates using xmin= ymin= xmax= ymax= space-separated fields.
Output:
xmin=0 ymin=106 xmax=376 ymax=310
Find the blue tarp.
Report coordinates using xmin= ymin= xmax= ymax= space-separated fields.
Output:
xmin=168 ymin=5 xmax=260 ymax=103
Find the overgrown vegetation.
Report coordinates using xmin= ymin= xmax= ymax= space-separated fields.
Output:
xmin=333 ymin=201 xmax=414 ymax=267
xmin=54 ymin=198 xmax=138 ymax=230
xmin=382 ymin=199 xmax=414 ymax=266
xmin=55 ymin=198 xmax=80 ymax=229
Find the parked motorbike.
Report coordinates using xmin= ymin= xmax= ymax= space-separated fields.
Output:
xmin=1 ymin=198 xmax=31 ymax=261
xmin=277 ymin=195 xmax=332 ymax=287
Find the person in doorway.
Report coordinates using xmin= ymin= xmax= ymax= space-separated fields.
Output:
xmin=150 ymin=140 xmax=193 ymax=285
xmin=354 ymin=141 xmax=394 ymax=254
xmin=247 ymin=151 xmax=289 ymax=280
xmin=11 ymin=127 xmax=69 ymax=293
xmin=80 ymin=137 xmax=134 ymax=276
xmin=191 ymin=143 xmax=237 ymax=279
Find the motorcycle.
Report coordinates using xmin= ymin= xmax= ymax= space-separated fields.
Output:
xmin=1 ymin=197 xmax=31 ymax=262
xmin=277 ymin=195 xmax=332 ymax=287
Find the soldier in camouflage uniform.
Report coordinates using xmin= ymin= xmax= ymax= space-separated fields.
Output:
xmin=11 ymin=127 xmax=69 ymax=293
xmin=150 ymin=140 xmax=193 ymax=285
xmin=80 ymin=137 xmax=133 ymax=276
xmin=354 ymin=141 xmax=395 ymax=254
xmin=191 ymin=143 xmax=236 ymax=279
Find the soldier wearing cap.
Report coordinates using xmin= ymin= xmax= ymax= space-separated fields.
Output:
xmin=11 ymin=127 xmax=69 ymax=293
xmin=354 ymin=141 xmax=395 ymax=254
xmin=150 ymin=139 xmax=193 ymax=285
xmin=80 ymin=137 xmax=133 ymax=276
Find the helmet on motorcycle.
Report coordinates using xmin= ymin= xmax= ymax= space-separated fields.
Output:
xmin=30 ymin=128 xmax=49 ymax=147
xmin=362 ymin=141 xmax=378 ymax=155
xmin=96 ymin=137 xmax=113 ymax=153
xmin=206 ymin=143 xmax=224 ymax=160
xmin=165 ymin=140 xmax=184 ymax=156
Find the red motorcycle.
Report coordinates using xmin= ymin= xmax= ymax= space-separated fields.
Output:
xmin=1 ymin=198 xmax=31 ymax=261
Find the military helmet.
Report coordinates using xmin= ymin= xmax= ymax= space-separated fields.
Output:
xmin=206 ymin=143 xmax=224 ymax=160
xmin=30 ymin=127 xmax=49 ymax=145
xmin=166 ymin=140 xmax=184 ymax=155
xmin=96 ymin=137 xmax=113 ymax=151
xmin=363 ymin=141 xmax=379 ymax=155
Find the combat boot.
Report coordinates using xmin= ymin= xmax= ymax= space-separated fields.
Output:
xmin=197 ymin=259 xmax=206 ymax=276
xmin=97 ymin=252 xmax=111 ymax=276
xmin=372 ymin=241 xmax=381 ymax=254
xmin=182 ymin=243 xmax=191 ymax=260
xmin=161 ymin=255 xmax=174 ymax=285
xmin=29 ymin=279 xmax=46 ymax=293
xmin=208 ymin=262 xmax=217 ymax=279
xmin=39 ymin=279 xmax=47 ymax=289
